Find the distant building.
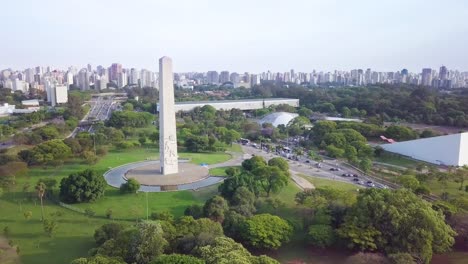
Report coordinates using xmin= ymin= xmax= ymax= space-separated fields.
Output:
xmin=77 ymin=69 xmax=90 ymax=90
xmin=167 ymin=98 xmax=299 ymax=112
xmin=258 ymin=112 xmax=299 ymax=127
xmin=421 ymin=68 xmax=433 ymax=86
xmin=55 ymin=85 xmax=68 ymax=105
xmin=220 ymin=71 xmax=230 ymax=83
xmin=0 ymin=103 xmax=15 ymax=116
xmin=207 ymin=71 xmax=219 ymax=84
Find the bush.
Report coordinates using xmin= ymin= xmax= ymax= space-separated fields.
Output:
xmin=345 ymin=253 xmax=390 ymax=264
xmin=94 ymin=223 xmax=126 ymax=246
xmin=150 ymin=254 xmax=204 ymax=264
xmin=59 ymin=169 xmax=106 ymax=203
xmin=120 ymin=178 xmax=141 ymax=194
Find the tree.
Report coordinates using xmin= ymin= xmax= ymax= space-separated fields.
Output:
xmin=151 ymin=254 xmax=204 ymax=264
xmin=398 ymin=175 xmax=420 ymax=191
xmin=36 ymin=182 xmax=46 ymax=221
xmin=148 ymin=131 xmax=159 ymax=144
xmin=71 ymin=255 xmax=126 ymax=264
xmin=184 ymin=204 xmax=203 ymax=219
xmin=307 ymin=224 xmax=335 ymax=248
xmin=338 ymin=189 xmax=456 ymax=264
xmin=174 ymin=216 xmax=224 ymax=254
xmin=359 ymin=158 xmax=372 ymax=172
xmin=241 ymin=214 xmax=293 ymax=250
xmin=138 ymin=136 xmax=147 ymax=146
xmin=203 ymin=195 xmax=228 ymax=222
xmin=230 ymin=186 xmax=256 ymax=216
xmin=120 ymin=178 xmax=141 ymax=194
xmin=325 ymin=145 xmax=345 ymax=158
xmin=19 ymin=139 xmax=71 ymax=165
xmin=133 ymin=221 xmax=168 ymax=264
xmin=454 ymin=166 xmax=468 ymax=191
xmin=59 ymin=169 xmax=106 ymax=203
xmin=43 ymin=219 xmax=58 ymax=237
xmin=241 ymin=156 xmax=267 ymax=171
xmin=123 ymin=102 xmax=134 ymax=111
xmin=384 ymin=125 xmax=418 ymax=141
xmin=252 ymin=165 xmax=289 ymax=196
xmin=267 ymin=157 xmax=289 ymax=172
xmin=199 ymin=237 xmax=279 ymax=264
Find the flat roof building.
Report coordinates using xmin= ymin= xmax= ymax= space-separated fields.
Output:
xmin=161 ymin=98 xmax=299 ymax=112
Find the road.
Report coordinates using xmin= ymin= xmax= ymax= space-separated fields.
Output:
xmin=68 ymin=95 xmax=118 ymax=137
xmin=241 ymin=144 xmax=385 ymax=190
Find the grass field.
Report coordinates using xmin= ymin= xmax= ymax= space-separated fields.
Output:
xmin=298 ymin=174 xmax=362 ymax=192
xmin=209 ymin=166 xmax=241 ymax=177
xmin=374 ymin=152 xmax=422 ymax=168
xmin=0 ymin=146 xmax=232 ymax=264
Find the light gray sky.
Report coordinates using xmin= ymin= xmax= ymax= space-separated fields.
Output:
xmin=2 ymin=0 xmax=468 ymax=73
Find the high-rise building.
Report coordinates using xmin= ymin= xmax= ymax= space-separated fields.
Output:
xmin=55 ymin=85 xmax=68 ymax=105
xmin=78 ymin=69 xmax=90 ymax=90
xmin=207 ymin=71 xmax=219 ymax=84
xmin=439 ymin=66 xmax=448 ymax=80
xmin=220 ymin=71 xmax=230 ymax=83
xmin=229 ymin=72 xmax=240 ymax=84
xmin=117 ymin=71 xmax=127 ymax=88
xmin=66 ymin=72 xmax=74 ymax=86
xmin=109 ymin=63 xmax=122 ymax=83
xmin=130 ymin=68 xmax=139 ymax=85
xmin=421 ymin=68 xmax=433 ymax=86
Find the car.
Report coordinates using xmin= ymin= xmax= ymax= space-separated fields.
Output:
xmin=352 ymin=174 xmax=359 ymax=178
xmin=305 ymin=160 xmax=310 ymax=163
xmin=352 ymin=178 xmax=360 ymax=182
xmin=358 ymin=180 xmax=365 ymax=185
xmin=342 ymin=173 xmax=352 ymax=177
xmin=316 ymin=163 xmax=322 ymax=168
xmin=329 ymin=167 xmax=340 ymax=171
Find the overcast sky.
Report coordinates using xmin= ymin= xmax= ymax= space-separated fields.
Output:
xmin=2 ymin=0 xmax=468 ymax=73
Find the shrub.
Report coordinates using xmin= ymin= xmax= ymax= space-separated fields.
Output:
xmin=120 ymin=178 xmax=141 ymax=194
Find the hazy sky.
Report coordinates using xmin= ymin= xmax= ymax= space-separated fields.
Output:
xmin=2 ymin=0 xmax=468 ymax=73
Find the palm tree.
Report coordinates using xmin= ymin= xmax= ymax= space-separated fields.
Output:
xmin=35 ymin=182 xmax=46 ymax=221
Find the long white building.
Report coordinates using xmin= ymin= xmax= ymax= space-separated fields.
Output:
xmin=381 ymin=132 xmax=468 ymax=166
xmin=162 ymin=98 xmax=299 ymax=112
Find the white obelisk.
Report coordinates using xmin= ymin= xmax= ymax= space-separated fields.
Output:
xmin=159 ymin=56 xmax=178 ymax=175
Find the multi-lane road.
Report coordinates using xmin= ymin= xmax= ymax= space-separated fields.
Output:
xmin=241 ymin=144 xmax=388 ymax=190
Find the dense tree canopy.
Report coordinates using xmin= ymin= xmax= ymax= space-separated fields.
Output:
xmin=338 ymin=189 xmax=455 ymax=264
xmin=240 ymin=214 xmax=293 ymax=250
xmin=59 ymin=169 xmax=106 ymax=203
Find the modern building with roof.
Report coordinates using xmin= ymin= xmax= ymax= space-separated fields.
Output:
xmin=157 ymin=98 xmax=299 ymax=112
xmin=258 ymin=112 xmax=299 ymax=127
xmin=381 ymin=132 xmax=468 ymax=166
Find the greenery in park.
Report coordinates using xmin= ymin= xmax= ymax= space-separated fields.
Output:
xmin=247 ymin=83 xmax=468 ymax=127
xmin=199 ymin=237 xmax=279 ymax=264
xmin=240 ymin=214 xmax=293 ymax=250
xmin=338 ymin=189 xmax=455 ymax=264
xmin=18 ymin=139 xmax=72 ymax=166
xmin=150 ymin=254 xmax=204 ymax=264
xmin=106 ymin=110 xmax=154 ymax=128
xmin=119 ymin=178 xmax=141 ymax=194
xmin=59 ymin=169 xmax=106 ymax=203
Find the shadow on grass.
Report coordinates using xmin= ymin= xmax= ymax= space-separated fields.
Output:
xmin=20 ymin=236 xmax=95 ymax=264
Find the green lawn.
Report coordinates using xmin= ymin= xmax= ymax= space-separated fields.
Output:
xmin=0 ymin=146 xmax=232 ymax=264
xmin=209 ymin=166 xmax=241 ymax=177
xmin=299 ymin=174 xmax=362 ymax=192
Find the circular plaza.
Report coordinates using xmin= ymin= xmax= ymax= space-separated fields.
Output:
xmin=104 ymin=160 xmax=224 ymax=192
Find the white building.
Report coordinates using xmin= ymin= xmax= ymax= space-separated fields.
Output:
xmin=167 ymin=98 xmax=299 ymax=112
xmin=55 ymin=85 xmax=68 ymax=104
xmin=13 ymin=79 xmax=28 ymax=93
xmin=381 ymin=132 xmax=468 ymax=166
xmin=0 ymin=103 xmax=15 ymax=116
xmin=258 ymin=112 xmax=299 ymax=127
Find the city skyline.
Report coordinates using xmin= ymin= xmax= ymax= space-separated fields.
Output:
xmin=1 ymin=0 xmax=468 ymax=72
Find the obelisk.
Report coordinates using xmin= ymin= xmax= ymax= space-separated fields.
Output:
xmin=159 ymin=56 xmax=178 ymax=175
